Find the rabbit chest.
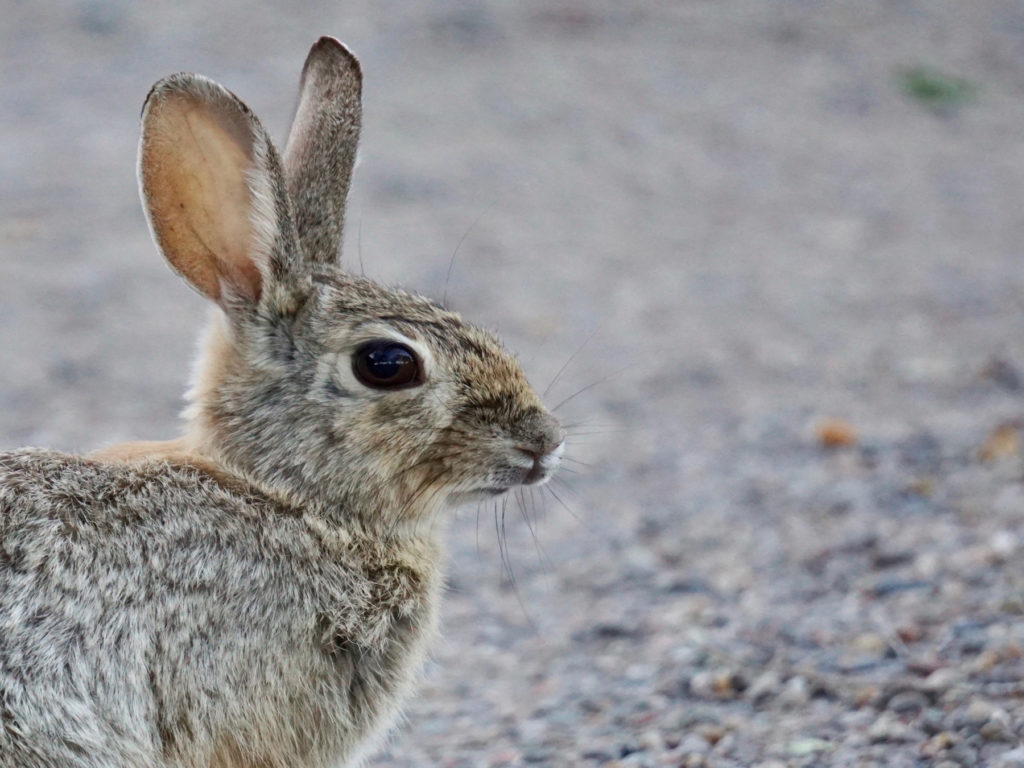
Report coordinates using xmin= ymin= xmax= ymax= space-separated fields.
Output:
xmin=0 ymin=452 xmax=443 ymax=768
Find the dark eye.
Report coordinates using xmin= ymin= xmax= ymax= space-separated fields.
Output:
xmin=352 ymin=341 xmax=422 ymax=389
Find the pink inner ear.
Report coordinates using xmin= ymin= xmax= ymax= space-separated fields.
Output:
xmin=141 ymin=88 xmax=264 ymax=305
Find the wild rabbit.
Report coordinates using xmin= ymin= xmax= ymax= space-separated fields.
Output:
xmin=0 ymin=37 xmax=564 ymax=768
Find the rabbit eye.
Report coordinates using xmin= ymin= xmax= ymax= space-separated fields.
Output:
xmin=352 ymin=341 xmax=422 ymax=389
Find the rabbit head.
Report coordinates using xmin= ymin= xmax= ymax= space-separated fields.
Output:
xmin=138 ymin=38 xmax=564 ymax=529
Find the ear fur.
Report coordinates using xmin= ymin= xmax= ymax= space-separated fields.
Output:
xmin=139 ymin=74 xmax=298 ymax=311
xmin=283 ymin=36 xmax=362 ymax=268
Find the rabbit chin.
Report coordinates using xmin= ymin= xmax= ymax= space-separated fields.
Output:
xmin=448 ymin=487 xmax=513 ymax=504
xmin=448 ymin=478 xmax=555 ymax=504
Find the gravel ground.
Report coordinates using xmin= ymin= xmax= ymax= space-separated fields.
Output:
xmin=4 ymin=2 xmax=1024 ymax=766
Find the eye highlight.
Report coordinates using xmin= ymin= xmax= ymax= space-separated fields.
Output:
xmin=352 ymin=341 xmax=422 ymax=389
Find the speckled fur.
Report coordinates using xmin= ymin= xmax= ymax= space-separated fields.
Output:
xmin=0 ymin=38 xmax=562 ymax=768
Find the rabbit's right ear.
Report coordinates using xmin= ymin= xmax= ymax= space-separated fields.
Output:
xmin=139 ymin=74 xmax=299 ymax=312
xmin=283 ymin=36 xmax=362 ymax=268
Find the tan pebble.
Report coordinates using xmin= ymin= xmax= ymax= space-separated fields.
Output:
xmin=964 ymin=698 xmax=997 ymax=723
xmin=920 ymin=731 xmax=956 ymax=757
xmin=852 ymin=632 xmax=887 ymax=654
xmin=981 ymin=720 xmax=1013 ymax=741
xmin=908 ymin=476 xmax=936 ymax=497
xmin=696 ymin=723 xmax=725 ymax=745
xmin=969 ymin=650 xmax=1001 ymax=673
xmin=921 ymin=667 xmax=962 ymax=692
xmin=980 ymin=423 xmax=1021 ymax=462
xmin=897 ymin=624 xmax=923 ymax=643
xmin=639 ymin=730 xmax=663 ymax=751
xmin=817 ymin=418 xmax=858 ymax=448
xmin=854 ymin=684 xmax=880 ymax=707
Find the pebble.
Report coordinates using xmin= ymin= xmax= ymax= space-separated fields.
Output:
xmin=688 ymin=670 xmax=740 ymax=700
xmin=922 ymin=667 xmax=962 ymax=693
xmin=887 ymin=690 xmax=928 ymax=715
xmin=778 ymin=675 xmax=810 ymax=708
xmin=980 ymin=719 xmax=1014 ymax=742
xmin=994 ymin=747 xmax=1024 ymax=768
xmin=868 ymin=713 xmax=917 ymax=743
xmin=920 ymin=731 xmax=956 ymax=758
xmin=746 ymin=669 xmax=782 ymax=704
xmin=638 ymin=730 xmax=663 ymax=752
xmin=674 ymin=734 xmax=710 ymax=756
xmin=961 ymin=698 xmax=998 ymax=726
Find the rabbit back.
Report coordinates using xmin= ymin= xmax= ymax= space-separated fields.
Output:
xmin=0 ymin=449 xmax=441 ymax=768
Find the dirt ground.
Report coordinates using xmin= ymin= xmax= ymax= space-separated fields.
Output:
xmin=4 ymin=1 xmax=1024 ymax=766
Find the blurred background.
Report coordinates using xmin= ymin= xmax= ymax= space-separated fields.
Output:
xmin=3 ymin=1 xmax=1024 ymax=765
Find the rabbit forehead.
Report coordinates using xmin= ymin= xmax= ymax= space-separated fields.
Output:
xmin=311 ymin=273 xmax=519 ymax=369
xmin=314 ymin=273 xmax=455 ymax=324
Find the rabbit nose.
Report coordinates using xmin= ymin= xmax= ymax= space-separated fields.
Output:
xmin=515 ymin=439 xmax=565 ymax=485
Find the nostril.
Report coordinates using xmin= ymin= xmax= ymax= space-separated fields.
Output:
xmin=514 ymin=446 xmax=542 ymax=463
xmin=514 ymin=444 xmax=563 ymax=486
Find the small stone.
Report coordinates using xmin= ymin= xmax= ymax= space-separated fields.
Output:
xmin=994 ymin=746 xmax=1024 ymax=768
xmin=872 ymin=549 xmax=915 ymax=569
xmin=919 ymin=707 xmax=948 ymax=735
xmin=920 ymin=731 xmax=956 ymax=757
xmin=966 ymin=651 xmax=999 ymax=671
xmin=787 ymin=738 xmax=834 ymax=756
xmin=818 ymin=418 xmax=858 ymax=448
xmin=852 ymin=632 xmax=887 ymax=654
xmin=675 ymin=734 xmax=710 ymax=755
xmin=896 ymin=624 xmax=923 ymax=643
xmin=980 ymin=422 xmax=1021 ymax=462
xmin=779 ymin=676 xmax=810 ymax=707
xmin=980 ymin=357 xmax=1022 ymax=390
xmin=695 ymin=724 xmax=725 ymax=746
xmin=980 ymin=719 xmax=1014 ymax=742
xmin=962 ymin=698 xmax=997 ymax=725
xmin=991 ymin=531 xmax=1018 ymax=558
xmin=638 ymin=730 xmax=663 ymax=752
xmin=688 ymin=670 xmax=739 ymax=700
xmin=747 ymin=670 xmax=782 ymax=704
xmin=921 ymin=667 xmax=962 ymax=693
xmin=887 ymin=690 xmax=928 ymax=715
xmin=868 ymin=713 xmax=916 ymax=743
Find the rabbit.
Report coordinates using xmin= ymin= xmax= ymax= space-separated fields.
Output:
xmin=0 ymin=36 xmax=564 ymax=768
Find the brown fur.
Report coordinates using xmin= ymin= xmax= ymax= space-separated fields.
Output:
xmin=0 ymin=37 xmax=563 ymax=768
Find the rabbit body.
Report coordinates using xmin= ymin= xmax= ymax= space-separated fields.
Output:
xmin=0 ymin=449 xmax=440 ymax=768
xmin=0 ymin=36 xmax=564 ymax=768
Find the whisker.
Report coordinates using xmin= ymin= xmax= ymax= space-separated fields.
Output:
xmin=475 ymin=500 xmax=484 ymax=559
xmin=518 ymin=488 xmax=554 ymax=571
xmin=543 ymin=327 xmax=600 ymax=399
xmin=545 ymin=484 xmax=579 ymax=521
xmin=442 ymin=202 xmax=495 ymax=307
xmin=497 ymin=495 xmax=539 ymax=633
xmin=562 ymin=456 xmax=594 ymax=469
xmin=357 ymin=214 xmax=366 ymax=277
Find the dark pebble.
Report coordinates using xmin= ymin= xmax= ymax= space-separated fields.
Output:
xmin=869 ymin=577 xmax=933 ymax=597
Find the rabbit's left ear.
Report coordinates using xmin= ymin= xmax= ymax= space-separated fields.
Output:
xmin=283 ymin=36 xmax=362 ymax=269
xmin=139 ymin=74 xmax=302 ymax=316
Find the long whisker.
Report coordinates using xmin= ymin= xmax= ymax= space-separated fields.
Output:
xmin=497 ymin=495 xmax=539 ymax=633
xmin=357 ymin=214 xmax=366 ymax=277
xmin=546 ymin=483 xmax=579 ymax=521
xmin=543 ymin=327 xmax=600 ymax=399
xmin=442 ymin=202 xmax=495 ymax=307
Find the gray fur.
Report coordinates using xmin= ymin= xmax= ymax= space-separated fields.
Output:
xmin=0 ymin=38 xmax=562 ymax=768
